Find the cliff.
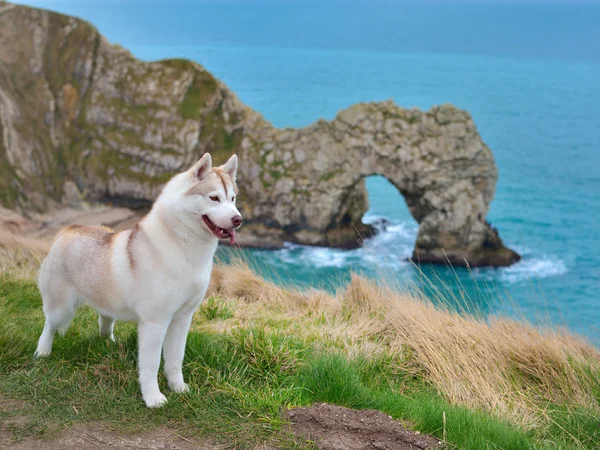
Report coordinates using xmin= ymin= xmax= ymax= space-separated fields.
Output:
xmin=0 ymin=2 xmax=520 ymax=266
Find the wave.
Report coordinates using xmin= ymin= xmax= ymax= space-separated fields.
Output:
xmin=496 ymin=257 xmax=568 ymax=285
xmin=477 ymin=245 xmax=569 ymax=285
xmin=267 ymin=214 xmax=418 ymax=271
xmin=263 ymin=216 xmax=569 ymax=287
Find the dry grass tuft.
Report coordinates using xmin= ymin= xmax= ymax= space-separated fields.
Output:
xmin=387 ymin=296 xmax=600 ymax=426
xmin=0 ymin=229 xmax=49 ymax=279
xmin=207 ymin=260 xmax=600 ymax=429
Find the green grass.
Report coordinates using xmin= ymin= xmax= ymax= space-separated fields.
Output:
xmin=180 ymin=73 xmax=218 ymax=119
xmin=199 ymin=296 xmax=234 ymax=321
xmin=0 ymin=276 xmax=596 ymax=449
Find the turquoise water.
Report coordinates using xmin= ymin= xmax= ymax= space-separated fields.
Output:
xmin=19 ymin=1 xmax=600 ymax=340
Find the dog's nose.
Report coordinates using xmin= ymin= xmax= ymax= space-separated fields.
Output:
xmin=231 ymin=215 xmax=243 ymax=228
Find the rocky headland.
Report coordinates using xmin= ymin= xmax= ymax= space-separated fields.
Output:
xmin=0 ymin=1 xmax=520 ymax=266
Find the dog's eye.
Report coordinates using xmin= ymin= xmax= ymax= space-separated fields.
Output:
xmin=210 ymin=196 xmax=220 ymax=202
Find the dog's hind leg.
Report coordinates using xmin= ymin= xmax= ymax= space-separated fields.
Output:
xmin=98 ymin=315 xmax=116 ymax=341
xmin=35 ymin=320 xmax=56 ymax=358
xmin=35 ymin=286 xmax=78 ymax=357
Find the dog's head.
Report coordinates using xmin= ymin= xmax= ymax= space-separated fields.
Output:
xmin=168 ymin=153 xmax=242 ymax=244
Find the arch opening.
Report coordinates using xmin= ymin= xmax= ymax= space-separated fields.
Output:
xmin=363 ymin=175 xmax=417 ymax=228
xmin=360 ymin=175 xmax=418 ymax=259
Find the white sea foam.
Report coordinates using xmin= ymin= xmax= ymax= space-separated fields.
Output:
xmin=276 ymin=244 xmax=352 ymax=269
xmin=269 ymin=215 xmax=418 ymax=271
xmin=475 ymin=244 xmax=569 ymax=284
xmin=267 ymin=217 xmax=568 ymax=287
xmin=496 ymin=257 xmax=568 ymax=284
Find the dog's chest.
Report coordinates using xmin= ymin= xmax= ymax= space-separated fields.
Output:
xmin=160 ymin=267 xmax=211 ymax=313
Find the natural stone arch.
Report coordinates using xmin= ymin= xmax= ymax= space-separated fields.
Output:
xmin=238 ymin=102 xmax=520 ymax=266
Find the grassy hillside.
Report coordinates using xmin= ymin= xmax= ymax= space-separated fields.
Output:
xmin=1 ymin=231 xmax=599 ymax=449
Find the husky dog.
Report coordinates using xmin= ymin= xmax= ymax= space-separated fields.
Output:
xmin=35 ymin=153 xmax=241 ymax=408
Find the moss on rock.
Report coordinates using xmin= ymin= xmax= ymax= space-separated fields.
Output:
xmin=180 ymin=73 xmax=218 ymax=119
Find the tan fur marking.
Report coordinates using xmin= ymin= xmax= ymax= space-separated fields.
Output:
xmin=212 ymin=168 xmax=229 ymax=193
xmin=185 ymin=172 xmax=217 ymax=196
xmin=64 ymin=224 xmax=82 ymax=232
xmin=127 ymin=224 xmax=139 ymax=270
xmin=59 ymin=224 xmax=115 ymax=242
xmin=214 ymin=167 xmax=238 ymax=195
xmin=186 ymin=170 xmax=238 ymax=197
xmin=220 ymin=168 xmax=239 ymax=195
xmin=56 ymin=225 xmax=116 ymax=303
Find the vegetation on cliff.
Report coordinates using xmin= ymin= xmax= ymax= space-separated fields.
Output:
xmin=0 ymin=230 xmax=598 ymax=449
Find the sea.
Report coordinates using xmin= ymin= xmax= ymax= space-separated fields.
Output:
xmin=18 ymin=0 xmax=600 ymax=341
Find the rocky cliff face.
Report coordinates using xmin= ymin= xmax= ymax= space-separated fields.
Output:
xmin=0 ymin=2 xmax=520 ymax=266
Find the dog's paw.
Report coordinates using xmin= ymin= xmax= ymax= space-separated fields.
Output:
xmin=144 ymin=392 xmax=167 ymax=408
xmin=34 ymin=349 xmax=51 ymax=358
xmin=169 ymin=382 xmax=190 ymax=393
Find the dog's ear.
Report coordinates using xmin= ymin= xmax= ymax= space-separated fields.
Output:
xmin=191 ymin=153 xmax=212 ymax=180
xmin=220 ymin=154 xmax=238 ymax=183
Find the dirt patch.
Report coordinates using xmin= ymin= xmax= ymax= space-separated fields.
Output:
xmin=0 ymin=397 xmax=217 ymax=450
xmin=0 ymin=421 xmax=218 ymax=450
xmin=284 ymin=403 xmax=442 ymax=450
xmin=0 ymin=395 xmax=30 ymax=412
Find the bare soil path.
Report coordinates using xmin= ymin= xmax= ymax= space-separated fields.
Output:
xmin=284 ymin=404 xmax=442 ymax=450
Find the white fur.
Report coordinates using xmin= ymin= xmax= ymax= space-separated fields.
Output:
xmin=35 ymin=154 xmax=241 ymax=408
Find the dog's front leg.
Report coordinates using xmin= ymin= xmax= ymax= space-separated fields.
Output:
xmin=138 ymin=321 xmax=169 ymax=408
xmin=163 ymin=311 xmax=194 ymax=393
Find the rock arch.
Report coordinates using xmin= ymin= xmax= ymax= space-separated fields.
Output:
xmin=238 ymin=102 xmax=521 ymax=267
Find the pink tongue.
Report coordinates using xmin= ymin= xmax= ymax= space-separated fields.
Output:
xmin=229 ymin=229 xmax=236 ymax=245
